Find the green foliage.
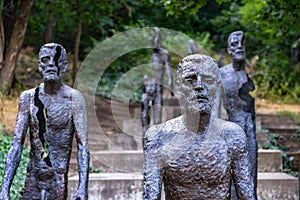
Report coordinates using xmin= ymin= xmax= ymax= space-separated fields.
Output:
xmin=89 ymin=167 xmax=102 ymax=173
xmin=0 ymin=131 xmax=30 ymax=199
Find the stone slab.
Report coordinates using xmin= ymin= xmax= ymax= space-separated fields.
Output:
xmin=258 ymin=149 xmax=282 ymax=172
xmin=90 ymin=150 xmax=144 ymax=172
xmin=68 ymin=172 xmax=299 ymax=200
xmin=68 ymin=173 xmax=143 ymax=200
xmin=257 ymin=172 xmax=299 ymax=200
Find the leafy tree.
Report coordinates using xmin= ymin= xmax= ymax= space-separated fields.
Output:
xmin=0 ymin=0 xmax=34 ymax=94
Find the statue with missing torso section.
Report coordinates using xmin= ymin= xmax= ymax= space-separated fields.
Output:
xmin=0 ymin=43 xmax=89 ymax=200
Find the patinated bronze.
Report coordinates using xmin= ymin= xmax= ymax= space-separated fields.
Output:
xmin=143 ymin=54 xmax=256 ymax=200
xmin=0 ymin=43 xmax=89 ymax=200
xmin=220 ymin=31 xmax=257 ymax=197
xmin=141 ymin=27 xmax=173 ymax=132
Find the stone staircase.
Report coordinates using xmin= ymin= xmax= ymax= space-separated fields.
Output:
xmin=68 ymin=99 xmax=299 ymax=200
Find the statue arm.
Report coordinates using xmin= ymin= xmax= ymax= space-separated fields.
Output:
xmin=143 ymin=130 xmax=163 ymax=200
xmin=231 ymin=129 xmax=257 ymax=200
xmin=72 ymin=91 xmax=89 ymax=200
xmin=0 ymin=92 xmax=30 ymax=198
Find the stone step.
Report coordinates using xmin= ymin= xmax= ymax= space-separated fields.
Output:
xmin=258 ymin=149 xmax=282 ymax=172
xmin=257 ymin=172 xmax=299 ymax=200
xmin=68 ymin=172 xmax=299 ymax=200
xmin=68 ymin=173 xmax=143 ymax=200
xmin=89 ymin=149 xmax=283 ymax=173
xmin=90 ymin=150 xmax=143 ymax=173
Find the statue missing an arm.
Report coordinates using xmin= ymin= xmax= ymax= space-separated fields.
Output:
xmin=220 ymin=31 xmax=257 ymax=196
xmin=0 ymin=43 xmax=89 ymax=200
xmin=143 ymin=54 xmax=256 ymax=200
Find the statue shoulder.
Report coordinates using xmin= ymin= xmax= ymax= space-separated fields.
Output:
xmin=221 ymin=119 xmax=246 ymax=140
xmin=145 ymin=116 xmax=183 ymax=142
xmin=19 ymin=88 xmax=36 ymax=103
xmin=220 ymin=63 xmax=233 ymax=74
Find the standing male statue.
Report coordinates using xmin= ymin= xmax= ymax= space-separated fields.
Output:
xmin=143 ymin=54 xmax=256 ymax=200
xmin=141 ymin=27 xmax=173 ymax=132
xmin=220 ymin=31 xmax=257 ymax=196
xmin=0 ymin=43 xmax=89 ymax=200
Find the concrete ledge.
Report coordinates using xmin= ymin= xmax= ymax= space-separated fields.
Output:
xmin=68 ymin=172 xmax=299 ymax=200
xmin=258 ymin=149 xmax=282 ymax=172
xmin=257 ymin=172 xmax=299 ymax=200
xmin=68 ymin=173 xmax=143 ymax=200
xmin=90 ymin=150 xmax=144 ymax=172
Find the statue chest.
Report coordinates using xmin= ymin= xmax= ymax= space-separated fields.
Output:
xmin=163 ymin=140 xmax=231 ymax=186
xmin=223 ymin=70 xmax=248 ymax=96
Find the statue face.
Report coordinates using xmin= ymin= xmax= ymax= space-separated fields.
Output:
xmin=227 ymin=32 xmax=245 ymax=62
xmin=178 ymin=63 xmax=214 ymax=115
xmin=38 ymin=44 xmax=67 ymax=82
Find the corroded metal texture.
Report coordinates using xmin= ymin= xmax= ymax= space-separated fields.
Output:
xmin=143 ymin=54 xmax=256 ymax=200
xmin=0 ymin=43 xmax=89 ymax=200
xmin=220 ymin=31 xmax=257 ymax=196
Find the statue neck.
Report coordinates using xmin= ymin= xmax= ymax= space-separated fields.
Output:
xmin=184 ymin=111 xmax=211 ymax=133
xmin=43 ymin=80 xmax=62 ymax=94
xmin=232 ymin=59 xmax=245 ymax=71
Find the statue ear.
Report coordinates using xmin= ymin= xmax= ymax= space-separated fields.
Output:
xmin=227 ymin=47 xmax=232 ymax=55
xmin=60 ymin=62 xmax=68 ymax=73
xmin=175 ymin=79 xmax=183 ymax=98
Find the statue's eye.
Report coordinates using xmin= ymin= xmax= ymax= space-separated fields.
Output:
xmin=231 ymin=41 xmax=238 ymax=47
xmin=203 ymin=76 xmax=215 ymax=84
xmin=41 ymin=57 xmax=50 ymax=63
xmin=184 ymin=74 xmax=196 ymax=83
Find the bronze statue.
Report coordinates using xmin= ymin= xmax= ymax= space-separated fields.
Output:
xmin=141 ymin=27 xmax=173 ymax=132
xmin=0 ymin=43 xmax=89 ymax=200
xmin=220 ymin=31 xmax=257 ymax=197
xmin=143 ymin=54 xmax=256 ymax=200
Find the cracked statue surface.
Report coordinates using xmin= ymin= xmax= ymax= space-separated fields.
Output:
xmin=143 ymin=54 xmax=256 ymax=200
xmin=0 ymin=43 xmax=89 ymax=200
xmin=220 ymin=31 xmax=257 ymax=197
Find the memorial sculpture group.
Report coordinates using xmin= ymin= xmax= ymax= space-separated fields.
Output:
xmin=0 ymin=30 xmax=257 ymax=200
xmin=143 ymin=29 xmax=257 ymax=199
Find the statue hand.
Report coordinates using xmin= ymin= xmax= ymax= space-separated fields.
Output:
xmin=0 ymin=190 xmax=10 ymax=200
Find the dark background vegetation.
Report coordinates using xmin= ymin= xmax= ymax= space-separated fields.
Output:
xmin=0 ymin=0 xmax=299 ymax=103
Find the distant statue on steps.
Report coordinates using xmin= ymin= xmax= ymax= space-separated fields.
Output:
xmin=220 ymin=31 xmax=257 ymax=199
xmin=141 ymin=27 xmax=174 ymax=133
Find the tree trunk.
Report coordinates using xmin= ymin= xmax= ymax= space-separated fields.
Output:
xmin=72 ymin=0 xmax=81 ymax=86
xmin=290 ymin=33 xmax=299 ymax=71
xmin=0 ymin=11 xmax=4 ymax=71
xmin=44 ymin=10 xmax=53 ymax=43
xmin=0 ymin=0 xmax=34 ymax=94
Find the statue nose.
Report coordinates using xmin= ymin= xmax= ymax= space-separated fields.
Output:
xmin=48 ymin=57 xmax=55 ymax=66
xmin=195 ymin=76 xmax=205 ymax=91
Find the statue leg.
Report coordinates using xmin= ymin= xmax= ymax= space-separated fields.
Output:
xmin=245 ymin=114 xmax=258 ymax=196
xmin=153 ymin=84 xmax=163 ymax=125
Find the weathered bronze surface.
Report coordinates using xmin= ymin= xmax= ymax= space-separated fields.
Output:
xmin=220 ymin=31 xmax=257 ymax=197
xmin=143 ymin=54 xmax=256 ymax=199
xmin=0 ymin=43 xmax=89 ymax=200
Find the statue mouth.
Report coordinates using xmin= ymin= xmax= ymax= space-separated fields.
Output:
xmin=45 ymin=69 xmax=57 ymax=74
